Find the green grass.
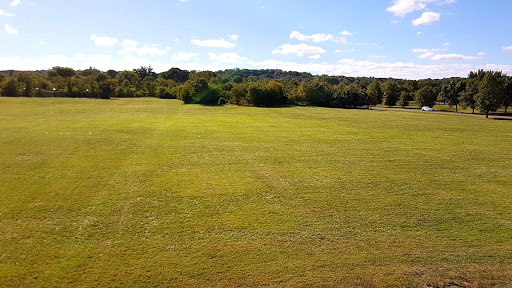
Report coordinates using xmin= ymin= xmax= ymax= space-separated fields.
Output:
xmin=1 ymin=97 xmax=511 ymax=287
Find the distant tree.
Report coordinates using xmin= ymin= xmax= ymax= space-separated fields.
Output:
xmin=296 ymin=81 xmax=332 ymax=107
xmin=99 ymin=79 xmax=117 ymax=99
xmin=116 ymin=71 xmax=139 ymax=85
xmin=95 ymin=73 xmax=108 ymax=83
xmin=133 ymin=65 xmax=157 ymax=80
xmin=246 ymin=80 xmax=286 ymax=106
xmin=4 ymin=78 xmax=18 ymax=96
xmin=189 ymin=70 xmax=216 ymax=82
xmin=415 ymin=86 xmax=436 ymax=107
xmin=160 ymin=68 xmax=189 ymax=83
xmin=229 ymin=84 xmax=246 ymax=105
xmin=143 ymin=76 xmax=157 ymax=97
xmin=81 ymin=67 xmax=101 ymax=77
xmin=460 ymin=70 xmax=485 ymax=114
xmin=398 ymin=91 xmax=408 ymax=108
xmin=106 ymin=70 xmax=118 ymax=79
xmin=17 ymin=73 xmax=33 ymax=97
xmin=232 ymin=76 xmax=243 ymax=84
xmin=475 ymin=71 xmax=505 ymax=118
xmin=343 ymin=83 xmax=365 ymax=108
xmin=366 ymin=81 xmax=383 ymax=108
xmin=382 ymin=81 xmax=400 ymax=107
xmin=51 ymin=66 xmax=75 ymax=78
xmin=439 ymin=79 xmax=463 ymax=112
xmin=503 ymin=76 xmax=512 ymax=114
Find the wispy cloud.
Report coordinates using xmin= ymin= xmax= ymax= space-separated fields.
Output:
xmin=90 ymin=34 xmax=118 ymax=47
xmin=386 ymin=0 xmax=455 ymax=17
xmin=191 ymin=39 xmax=236 ymax=48
xmin=0 ymin=9 xmax=15 ymax=16
xmin=503 ymin=46 xmax=512 ymax=51
xmin=10 ymin=0 xmax=21 ymax=7
xmin=208 ymin=52 xmax=247 ymax=63
xmin=412 ymin=11 xmax=441 ymax=26
xmin=413 ymin=48 xmax=478 ymax=61
xmin=272 ymin=43 xmax=326 ymax=56
xmin=227 ymin=34 xmax=239 ymax=41
xmin=119 ymin=44 xmax=166 ymax=56
xmin=4 ymin=24 xmax=18 ymax=34
xmin=290 ymin=30 xmax=350 ymax=43
xmin=171 ymin=52 xmax=199 ymax=61
xmin=386 ymin=0 xmax=426 ymax=17
xmin=121 ymin=39 xmax=138 ymax=47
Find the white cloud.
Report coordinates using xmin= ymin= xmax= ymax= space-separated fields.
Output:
xmin=290 ymin=30 xmax=348 ymax=43
xmin=272 ymin=43 xmax=326 ymax=56
xmin=412 ymin=11 xmax=441 ymax=26
xmin=121 ymin=39 xmax=138 ymax=47
xmin=477 ymin=52 xmax=486 ymax=56
xmin=290 ymin=31 xmax=334 ymax=42
xmin=309 ymin=54 xmax=321 ymax=60
xmin=10 ymin=0 xmax=21 ymax=6
xmin=191 ymin=39 xmax=236 ymax=48
xmin=443 ymin=42 xmax=450 ymax=46
xmin=0 ymin=9 xmax=15 ymax=16
xmin=412 ymin=48 xmax=430 ymax=53
xmin=386 ymin=0 xmax=455 ymax=17
xmin=171 ymin=52 xmax=199 ymax=61
xmin=418 ymin=52 xmax=435 ymax=59
xmin=228 ymin=34 xmax=239 ymax=41
xmin=90 ymin=34 xmax=118 ymax=47
xmin=120 ymin=44 xmax=166 ymax=56
xmin=417 ymin=31 xmax=423 ymax=35
xmin=430 ymin=54 xmax=477 ymax=61
xmin=74 ymin=53 xmax=86 ymax=60
xmin=208 ymin=52 xmax=247 ymax=63
xmin=503 ymin=46 xmax=512 ymax=51
xmin=413 ymin=48 xmax=477 ymax=61
xmin=386 ymin=0 xmax=425 ymax=17
xmin=335 ymin=49 xmax=355 ymax=53
xmin=4 ymin=24 xmax=18 ymax=34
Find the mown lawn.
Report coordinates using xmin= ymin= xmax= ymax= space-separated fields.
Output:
xmin=1 ymin=97 xmax=511 ymax=287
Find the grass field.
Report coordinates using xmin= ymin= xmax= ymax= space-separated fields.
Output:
xmin=1 ymin=97 xmax=511 ymax=287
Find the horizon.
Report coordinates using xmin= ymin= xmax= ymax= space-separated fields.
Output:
xmin=1 ymin=0 xmax=512 ymax=80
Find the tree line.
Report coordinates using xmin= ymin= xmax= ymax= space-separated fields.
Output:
xmin=1 ymin=66 xmax=511 ymax=118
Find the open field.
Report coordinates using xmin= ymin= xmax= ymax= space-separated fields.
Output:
xmin=1 ymin=97 xmax=511 ymax=287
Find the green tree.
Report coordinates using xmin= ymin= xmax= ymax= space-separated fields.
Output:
xmin=475 ymin=71 xmax=505 ymax=118
xmin=382 ymin=81 xmax=400 ymax=107
xmin=415 ymin=86 xmax=436 ymax=107
xmin=366 ymin=81 xmax=383 ymax=108
xmin=99 ymin=79 xmax=117 ymax=99
xmin=4 ymin=78 xmax=19 ymax=96
xmin=461 ymin=70 xmax=485 ymax=114
xmin=160 ymin=68 xmax=189 ymax=83
xmin=133 ymin=65 xmax=156 ymax=80
xmin=230 ymin=84 xmax=246 ymax=105
xmin=398 ymin=91 xmax=408 ymax=108
xmin=503 ymin=76 xmax=512 ymax=114
xmin=143 ymin=76 xmax=157 ymax=97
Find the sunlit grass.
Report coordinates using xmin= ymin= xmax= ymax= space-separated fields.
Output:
xmin=1 ymin=97 xmax=511 ymax=287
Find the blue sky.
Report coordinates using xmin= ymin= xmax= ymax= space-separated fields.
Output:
xmin=1 ymin=0 xmax=512 ymax=79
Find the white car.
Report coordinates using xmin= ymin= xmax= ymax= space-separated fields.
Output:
xmin=421 ymin=106 xmax=434 ymax=112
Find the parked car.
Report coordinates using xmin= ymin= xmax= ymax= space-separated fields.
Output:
xmin=421 ymin=106 xmax=434 ymax=112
